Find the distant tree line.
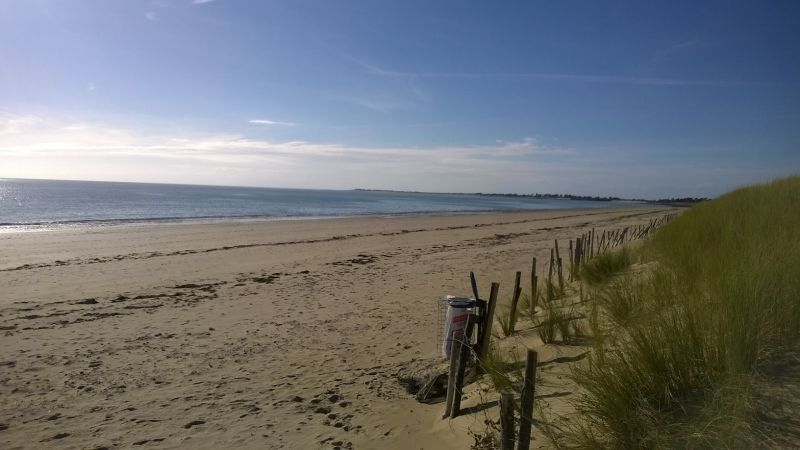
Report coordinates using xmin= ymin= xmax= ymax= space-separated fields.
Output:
xmin=644 ymin=197 xmax=709 ymax=205
xmin=354 ymin=188 xmax=708 ymax=204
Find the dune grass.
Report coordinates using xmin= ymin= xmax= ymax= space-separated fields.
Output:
xmin=519 ymin=292 xmax=535 ymax=322
xmin=568 ymin=175 xmax=800 ymax=448
xmin=479 ymin=345 xmax=525 ymax=396
xmin=579 ymin=247 xmax=632 ymax=286
xmin=497 ymin=306 xmax=517 ymax=338
xmin=593 ymin=275 xmax=647 ymax=328
xmin=536 ymin=305 xmax=560 ymax=344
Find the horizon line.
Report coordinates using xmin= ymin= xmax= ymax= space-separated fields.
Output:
xmin=0 ymin=176 xmax=710 ymax=202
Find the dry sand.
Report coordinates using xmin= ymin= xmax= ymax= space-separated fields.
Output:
xmin=0 ymin=207 xmax=673 ymax=449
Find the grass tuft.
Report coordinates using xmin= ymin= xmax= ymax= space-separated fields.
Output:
xmin=479 ymin=346 xmax=524 ymax=395
xmin=594 ymin=275 xmax=646 ymax=328
xmin=580 ymin=247 xmax=632 ymax=285
xmin=497 ymin=306 xmax=517 ymax=338
xmin=519 ymin=292 xmax=535 ymax=321
xmin=535 ymin=302 xmax=583 ymax=344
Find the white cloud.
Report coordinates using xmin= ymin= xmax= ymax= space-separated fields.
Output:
xmin=248 ymin=119 xmax=297 ymax=126
xmin=145 ymin=11 xmax=159 ymax=21
xmin=0 ymin=113 xmax=41 ymax=136
xmin=0 ymin=113 xmax=790 ymax=198
xmin=0 ymin=117 xmax=560 ymax=164
xmin=192 ymin=0 xmax=216 ymax=4
xmin=0 ymin=115 xmax=584 ymax=193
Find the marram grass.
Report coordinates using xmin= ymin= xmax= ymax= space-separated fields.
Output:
xmin=568 ymin=175 xmax=800 ymax=448
xmin=579 ymin=247 xmax=632 ymax=286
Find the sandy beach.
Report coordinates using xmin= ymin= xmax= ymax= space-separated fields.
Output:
xmin=0 ymin=207 xmax=673 ymax=449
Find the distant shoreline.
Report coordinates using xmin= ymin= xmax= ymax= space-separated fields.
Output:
xmin=1 ymin=178 xmax=708 ymax=204
xmin=0 ymin=204 xmax=653 ymax=234
xmin=0 ymin=178 xmax=668 ymax=233
xmin=353 ymin=188 xmax=708 ymax=204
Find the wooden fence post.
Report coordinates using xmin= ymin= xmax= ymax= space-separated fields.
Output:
xmin=557 ymin=257 xmax=563 ymax=291
xmin=584 ymin=233 xmax=589 ymax=260
xmin=509 ymin=272 xmax=522 ymax=334
xmin=530 ymin=258 xmax=538 ymax=311
xmin=450 ymin=315 xmax=475 ymax=418
xmin=443 ymin=331 xmax=463 ymax=418
xmin=568 ymin=240 xmax=574 ymax=281
xmin=500 ymin=391 xmax=515 ymax=450
xmin=517 ymin=349 xmax=538 ymax=450
xmin=476 ymin=282 xmax=500 ymax=365
xmin=554 ymin=239 xmax=560 ymax=264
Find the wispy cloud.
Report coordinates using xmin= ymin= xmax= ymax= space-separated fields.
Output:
xmin=358 ymin=61 xmax=766 ymax=87
xmin=671 ymin=39 xmax=702 ymax=50
xmin=336 ymin=95 xmax=412 ymax=114
xmin=343 ymin=60 xmax=430 ymax=113
xmin=0 ymin=112 xmax=41 ymax=136
xmin=248 ymin=119 xmax=297 ymax=126
xmin=0 ymin=114 xmax=581 ymax=191
xmin=0 ymin=116 xmax=564 ymax=163
xmin=192 ymin=0 xmax=216 ymax=4
xmin=145 ymin=11 xmax=159 ymax=21
xmin=1 ymin=113 xmax=790 ymax=197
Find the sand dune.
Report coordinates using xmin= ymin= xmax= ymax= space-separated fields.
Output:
xmin=0 ymin=207 xmax=672 ymax=449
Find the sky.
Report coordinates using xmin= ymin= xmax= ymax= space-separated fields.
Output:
xmin=1 ymin=0 xmax=799 ymax=198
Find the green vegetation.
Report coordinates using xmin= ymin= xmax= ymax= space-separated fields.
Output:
xmin=519 ymin=292 xmax=536 ymax=322
xmin=593 ymin=275 xmax=646 ymax=328
xmin=569 ymin=175 xmax=800 ymax=448
xmin=497 ymin=306 xmax=517 ymax=338
xmin=536 ymin=305 xmax=559 ymax=344
xmin=478 ymin=345 xmax=525 ymax=396
xmin=543 ymin=278 xmax=566 ymax=303
xmin=579 ymin=247 xmax=632 ymax=285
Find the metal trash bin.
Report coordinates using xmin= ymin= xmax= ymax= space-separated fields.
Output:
xmin=440 ymin=295 xmax=475 ymax=359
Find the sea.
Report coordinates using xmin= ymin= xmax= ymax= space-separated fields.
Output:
xmin=0 ymin=178 xmax=641 ymax=232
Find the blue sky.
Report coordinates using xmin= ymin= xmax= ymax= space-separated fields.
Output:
xmin=1 ymin=0 xmax=798 ymax=198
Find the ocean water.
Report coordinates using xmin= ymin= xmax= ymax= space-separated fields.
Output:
xmin=0 ymin=178 xmax=639 ymax=232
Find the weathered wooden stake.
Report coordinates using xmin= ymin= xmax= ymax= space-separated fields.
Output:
xmin=568 ymin=240 xmax=574 ymax=281
xmin=584 ymin=233 xmax=589 ymax=260
xmin=548 ymin=248 xmax=554 ymax=284
xmin=450 ymin=315 xmax=475 ymax=418
xmin=553 ymin=239 xmax=560 ymax=263
xmin=557 ymin=257 xmax=563 ymax=291
xmin=500 ymin=391 xmax=515 ymax=450
xmin=580 ymin=234 xmax=585 ymax=262
xmin=509 ymin=271 xmax=522 ymax=334
xmin=517 ymin=349 xmax=538 ymax=450
xmin=443 ymin=330 xmax=462 ymax=418
xmin=530 ymin=257 xmax=538 ymax=311
xmin=476 ymin=282 xmax=500 ymax=364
